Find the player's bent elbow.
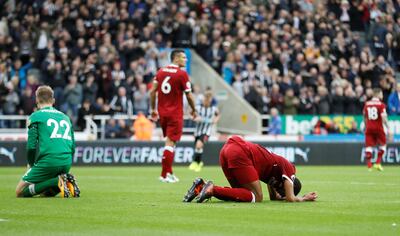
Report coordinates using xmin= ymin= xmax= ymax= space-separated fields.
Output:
xmin=285 ymin=196 xmax=297 ymax=202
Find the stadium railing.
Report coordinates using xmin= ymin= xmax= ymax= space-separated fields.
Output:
xmin=0 ymin=114 xmax=271 ymax=140
xmin=84 ymin=114 xmax=197 ymax=140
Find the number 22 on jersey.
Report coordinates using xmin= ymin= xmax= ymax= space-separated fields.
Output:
xmin=47 ymin=118 xmax=72 ymax=140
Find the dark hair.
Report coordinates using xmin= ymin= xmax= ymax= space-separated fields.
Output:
xmin=170 ymin=49 xmax=185 ymax=62
xmin=293 ymin=178 xmax=302 ymax=196
xmin=269 ymin=177 xmax=302 ymax=197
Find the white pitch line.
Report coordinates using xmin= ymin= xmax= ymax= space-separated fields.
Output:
xmin=350 ymin=181 xmax=398 ymax=186
xmin=308 ymin=180 xmax=399 ymax=186
xmin=0 ymin=219 xmax=9 ymax=222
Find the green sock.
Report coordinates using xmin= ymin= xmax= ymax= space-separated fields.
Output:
xmin=22 ymin=177 xmax=59 ymax=197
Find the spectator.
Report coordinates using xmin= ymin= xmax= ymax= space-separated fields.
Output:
xmin=93 ymin=97 xmax=112 ymax=115
xmin=10 ymin=59 xmax=32 ymax=89
xmin=298 ymin=87 xmax=316 ymax=114
xmin=388 ymin=83 xmax=400 ymax=115
xmin=244 ymin=81 xmax=263 ymax=113
xmin=82 ymin=74 xmax=98 ymax=105
xmin=133 ymin=112 xmax=154 ymax=141
xmin=314 ymin=119 xmax=341 ymax=134
xmin=354 ymin=85 xmax=366 ymax=113
xmin=0 ymin=0 xmax=399 ymax=132
xmin=344 ymin=86 xmax=358 ymax=115
xmin=232 ymin=72 xmax=244 ymax=98
xmin=331 ymin=86 xmax=346 ymax=114
xmin=19 ymin=87 xmax=35 ymax=115
xmin=269 ymin=83 xmax=284 ymax=112
xmin=347 ymin=121 xmax=360 ymax=134
xmin=105 ymin=119 xmax=121 ymax=139
xmin=61 ymin=75 xmax=83 ymax=123
xmin=260 ymin=87 xmax=270 ymax=114
xmin=133 ymin=83 xmax=149 ymax=115
xmin=222 ymin=51 xmax=235 ymax=84
xmin=77 ymin=99 xmax=95 ymax=131
xmin=268 ymin=107 xmax=282 ymax=135
xmin=206 ymin=41 xmax=224 ymax=72
xmin=109 ymin=86 xmax=133 ymax=115
xmin=283 ymin=88 xmax=299 ymax=115
xmin=3 ymin=82 xmax=19 ymax=127
xmin=47 ymin=61 xmax=65 ymax=108
xmin=116 ymin=120 xmax=132 ymax=139
xmin=3 ymin=82 xmax=19 ymax=116
xmin=315 ymin=86 xmax=331 ymax=115
xmin=172 ymin=13 xmax=192 ymax=48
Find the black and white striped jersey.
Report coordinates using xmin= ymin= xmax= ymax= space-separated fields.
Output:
xmin=194 ymin=104 xmax=219 ymax=137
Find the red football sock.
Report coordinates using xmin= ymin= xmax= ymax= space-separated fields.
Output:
xmin=161 ymin=155 xmax=167 ymax=178
xmin=365 ymin=151 xmax=372 ymax=168
xmin=161 ymin=147 xmax=174 ymax=177
xmin=213 ymin=186 xmax=254 ymax=202
xmin=165 ymin=150 xmax=174 ymax=174
xmin=376 ymin=149 xmax=384 ymax=164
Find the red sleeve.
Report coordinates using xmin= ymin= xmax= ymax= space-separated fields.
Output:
xmin=280 ymin=159 xmax=296 ymax=184
xmin=379 ymin=103 xmax=386 ymax=116
xmin=362 ymin=104 xmax=366 ymax=116
xmin=154 ymin=69 xmax=161 ymax=84
xmin=181 ymin=71 xmax=191 ymax=92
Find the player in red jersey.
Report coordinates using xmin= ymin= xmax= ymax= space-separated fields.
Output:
xmin=150 ymin=49 xmax=197 ymax=183
xmin=363 ymin=88 xmax=389 ymax=171
xmin=183 ymin=136 xmax=318 ymax=203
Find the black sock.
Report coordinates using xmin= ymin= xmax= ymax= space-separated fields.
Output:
xmin=194 ymin=153 xmax=202 ymax=163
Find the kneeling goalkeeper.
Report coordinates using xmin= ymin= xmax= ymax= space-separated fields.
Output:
xmin=16 ymin=86 xmax=80 ymax=198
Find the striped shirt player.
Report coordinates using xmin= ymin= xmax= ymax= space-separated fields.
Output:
xmin=194 ymin=104 xmax=219 ymax=141
xmin=189 ymin=91 xmax=220 ymax=172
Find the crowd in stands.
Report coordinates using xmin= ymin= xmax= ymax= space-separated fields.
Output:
xmin=0 ymin=0 xmax=400 ymax=135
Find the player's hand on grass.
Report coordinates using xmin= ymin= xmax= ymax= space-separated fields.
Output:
xmin=302 ymin=192 xmax=318 ymax=201
xmin=150 ymin=110 xmax=159 ymax=121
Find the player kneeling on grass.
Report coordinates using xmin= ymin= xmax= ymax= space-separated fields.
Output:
xmin=183 ymin=136 xmax=317 ymax=203
xmin=15 ymin=86 xmax=80 ymax=198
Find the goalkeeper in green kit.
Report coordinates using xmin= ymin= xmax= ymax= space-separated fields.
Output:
xmin=15 ymin=86 xmax=80 ymax=198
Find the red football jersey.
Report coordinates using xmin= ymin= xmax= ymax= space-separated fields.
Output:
xmin=226 ymin=136 xmax=296 ymax=184
xmin=363 ymin=98 xmax=387 ymax=133
xmin=154 ymin=64 xmax=191 ymax=117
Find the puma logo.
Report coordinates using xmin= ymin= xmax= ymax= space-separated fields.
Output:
xmin=0 ymin=147 xmax=16 ymax=163
xmin=294 ymin=148 xmax=310 ymax=162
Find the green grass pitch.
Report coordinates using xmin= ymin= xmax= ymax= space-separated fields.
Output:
xmin=0 ymin=166 xmax=399 ymax=236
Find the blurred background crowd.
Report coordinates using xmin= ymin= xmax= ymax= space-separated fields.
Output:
xmin=0 ymin=0 xmax=400 ymax=135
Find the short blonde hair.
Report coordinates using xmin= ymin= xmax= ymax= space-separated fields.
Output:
xmin=35 ymin=85 xmax=54 ymax=105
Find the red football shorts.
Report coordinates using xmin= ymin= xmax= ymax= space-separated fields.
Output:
xmin=365 ymin=131 xmax=386 ymax=147
xmin=159 ymin=116 xmax=183 ymax=142
xmin=219 ymin=142 xmax=259 ymax=187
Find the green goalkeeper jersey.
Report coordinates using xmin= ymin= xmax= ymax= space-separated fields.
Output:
xmin=27 ymin=106 xmax=75 ymax=167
